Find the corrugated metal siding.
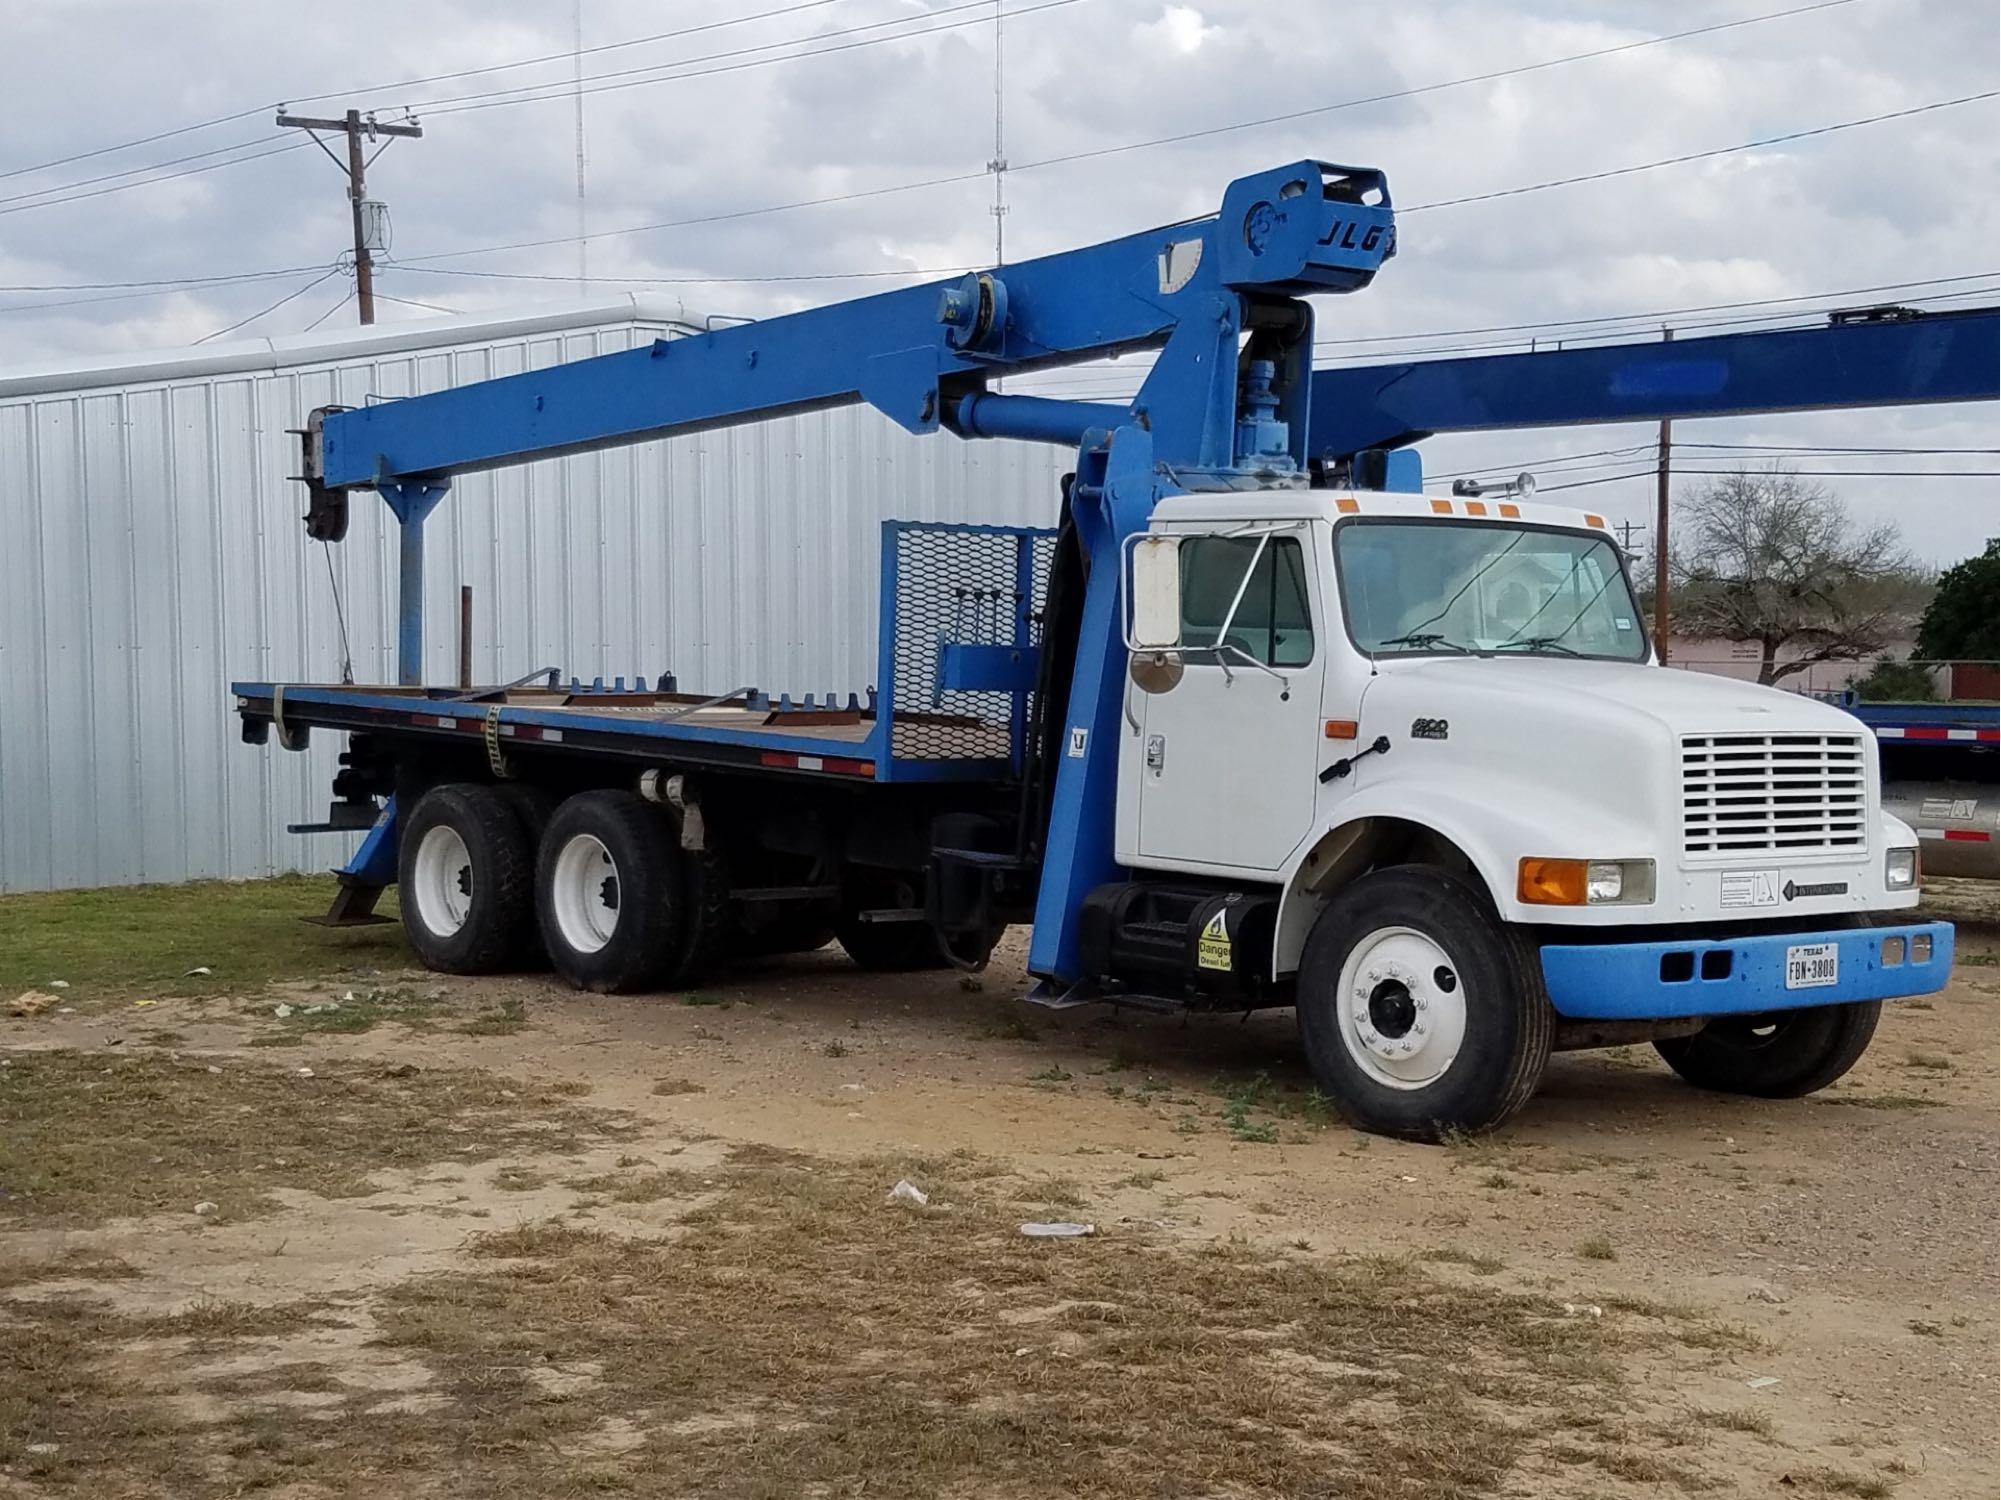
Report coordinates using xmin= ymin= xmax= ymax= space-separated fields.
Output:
xmin=0 ymin=321 xmax=1066 ymax=892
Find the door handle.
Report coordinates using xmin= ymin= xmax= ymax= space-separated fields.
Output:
xmin=1145 ymin=734 xmax=1166 ymax=772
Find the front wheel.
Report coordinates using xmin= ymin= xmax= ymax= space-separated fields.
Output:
xmin=1296 ymin=866 xmax=1552 ymax=1140
xmin=1652 ymin=1002 xmax=1881 ymax=1098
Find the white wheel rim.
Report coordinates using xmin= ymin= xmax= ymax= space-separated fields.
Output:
xmin=412 ymin=825 xmax=474 ymax=937
xmin=1334 ymin=925 xmax=1469 ymax=1091
xmin=551 ymin=833 xmax=620 ymax=954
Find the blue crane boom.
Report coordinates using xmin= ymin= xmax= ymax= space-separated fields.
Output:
xmin=1307 ymin=305 xmax=1999 ymax=459
xmin=296 ymin=159 xmax=1398 ymax=982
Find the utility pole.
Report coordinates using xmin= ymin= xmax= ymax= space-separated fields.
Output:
xmin=275 ymin=108 xmax=423 ymax=326
xmin=1615 ymin=518 xmax=1645 ymax=558
xmin=1653 ymin=326 xmax=1674 ymax=661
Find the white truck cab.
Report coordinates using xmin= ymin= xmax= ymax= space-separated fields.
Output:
xmin=1111 ymin=489 xmax=1950 ymax=1136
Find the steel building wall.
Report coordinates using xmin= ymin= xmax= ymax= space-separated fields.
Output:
xmin=0 ymin=315 xmax=1067 ymax=892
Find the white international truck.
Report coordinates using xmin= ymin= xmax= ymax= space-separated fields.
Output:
xmin=236 ymin=159 xmax=1952 ymax=1138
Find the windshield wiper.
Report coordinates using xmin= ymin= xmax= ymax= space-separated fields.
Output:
xmin=1494 ymin=635 xmax=1584 ymax=656
xmin=1376 ymin=631 xmax=1474 ymax=652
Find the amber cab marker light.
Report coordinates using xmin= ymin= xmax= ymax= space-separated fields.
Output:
xmin=1429 ymin=498 xmax=1454 ymax=514
xmin=1335 ymin=496 xmax=1360 ymax=514
xmin=1584 ymin=512 xmax=1606 ymax=528
xmin=1518 ymin=857 xmax=1588 ymax=906
xmin=1324 ymin=719 xmax=1359 ymax=740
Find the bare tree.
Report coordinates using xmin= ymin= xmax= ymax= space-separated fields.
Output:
xmin=1669 ymin=466 xmax=1926 ymax=685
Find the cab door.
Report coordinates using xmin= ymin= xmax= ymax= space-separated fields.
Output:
xmin=1134 ymin=528 xmax=1326 ymax=872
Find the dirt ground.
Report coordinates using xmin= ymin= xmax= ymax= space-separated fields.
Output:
xmin=1 ymin=883 xmax=1995 ymax=1498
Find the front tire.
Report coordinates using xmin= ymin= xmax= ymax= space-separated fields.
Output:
xmin=1652 ymin=1002 xmax=1881 ymax=1097
xmin=1296 ymin=866 xmax=1552 ymax=1140
xmin=398 ymin=784 xmax=537 ymax=974
xmin=536 ymin=791 xmax=685 ymax=993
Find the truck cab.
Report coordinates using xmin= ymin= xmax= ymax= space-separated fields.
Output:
xmin=1086 ymin=489 xmax=1951 ymax=1135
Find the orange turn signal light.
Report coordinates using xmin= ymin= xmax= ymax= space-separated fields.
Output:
xmin=1518 ymin=857 xmax=1588 ymax=906
xmin=1324 ymin=719 xmax=1359 ymax=741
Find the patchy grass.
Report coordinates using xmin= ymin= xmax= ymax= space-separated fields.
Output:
xmin=0 ymin=1049 xmax=624 ymax=1226
xmin=651 ymin=1077 xmax=705 ymax=1096
xmin=1576 ymin=1234 xmax=1619 ymax=1262
xmin=564 ymin=1168 xmax=707 ymax=1205
xmin=1420 ymin=1247 xmax=1506 ymax=1275
xmin=1782 ymin=1469 xmax=1893 ymax=1498
xmin=0 ymin=873 xmax=409 ymax=1001
xmin=0 ymin=1249 xmax=140 ymax=1291
xmin=978 ymin=1007 xmax=1039 ymax=1041
xmin=1690 ymin=1405 xmax=1775 ymax=1437
xmin=1901 ymin=1049 xmax=1952 ymax=1071
xmin=256 ymin=983 xmax=444 ymax=1041
xmin=0 ymin=1143 xmax=1789 ymax=1497
xmin=459 ymin=998 xmax=529 ymax=1036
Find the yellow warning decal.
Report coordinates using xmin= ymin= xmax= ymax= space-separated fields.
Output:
xmin=1197 ymin=910 xmax=1233 ymax=972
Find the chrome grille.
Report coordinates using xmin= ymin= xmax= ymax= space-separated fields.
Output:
xmin=1681 ymin=732 xmax=1867 ymax=856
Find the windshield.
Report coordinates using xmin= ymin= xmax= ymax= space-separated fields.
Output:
xmin=1333 ymin=519 xmax=1648 ymax=661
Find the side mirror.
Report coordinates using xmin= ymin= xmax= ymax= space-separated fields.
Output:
xmin=1126 ymin=534 xmax=1185 ymax=695
xmin=1128 ymin=535 xmax=1182 ymax=649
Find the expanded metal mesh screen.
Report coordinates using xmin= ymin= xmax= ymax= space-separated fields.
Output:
xmin=883 ymin=523 xmax=1056 ymax=764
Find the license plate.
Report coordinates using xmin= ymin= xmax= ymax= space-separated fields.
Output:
xmin=1784 ymin=943 xmax=1839 ymax=990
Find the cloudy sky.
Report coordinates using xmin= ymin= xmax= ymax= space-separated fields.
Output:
xmin=2 ymin=0 xmax=1995 ymax=561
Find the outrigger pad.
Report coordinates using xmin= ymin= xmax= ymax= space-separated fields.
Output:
xmin=302 ymin=874 xmax=393 ymax=928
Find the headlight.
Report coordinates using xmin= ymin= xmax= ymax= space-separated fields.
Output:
xmin=1885 ymin=846 xmax=1919 ymax=891
xmin=1519 ymin=857 xmax=1656 ymax=906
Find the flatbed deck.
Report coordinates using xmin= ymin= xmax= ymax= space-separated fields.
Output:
xmin=234 ymin=679 xmax=1016 ymax=782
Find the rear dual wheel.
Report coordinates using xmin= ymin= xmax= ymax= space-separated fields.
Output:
xmin=399 ymin=784 xmax=539 ymax=974
xmin=535 ymin=790 xmax=728 ymax=994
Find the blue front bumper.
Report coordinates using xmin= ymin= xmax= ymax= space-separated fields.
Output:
xmin=1541 ymin=921 xmax=1954 ymax=1021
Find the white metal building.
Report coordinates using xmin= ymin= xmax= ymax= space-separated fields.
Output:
xmin=0 ymin=298 xmax=1067 ymax=893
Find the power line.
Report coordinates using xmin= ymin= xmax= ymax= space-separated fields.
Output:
xmin=385 ymin=262 xmax=979 ymax=285
xmin=1679 ymin=441 xmax=2001 ymax=455
xmin=0 ymin=139 xmax=311 ymax=218
xmin=1009 ymin=0 xmax=1861 ymax=176
xmin=300 ymin=285 xmax=358 ymax=332
xmin=1403 ymin=91 xmax=1998 ymax=212
xmin=414 ymin=0 xmax=1088 ymax=119
xmin=0 ymin=0 xmax=1083 ymax=218
xmin=0 ymin=132 xmax=294 ymax=210
xmin=193 ymin=268 xmax=342 ymax=344
xmin=292 ymin=0 xmax=851 ymax=108
xmin=0 ymin=0 xmax=849 ymax=188
xmin=369 ymin=291 xmax=460 ymax=314
xmin=0 ymin=106 xmax=269 ymax=184
xmin=393 ymin=169 xmax=990 ymax=267
xmin=0 ymin=264 xmax=327 ymax=292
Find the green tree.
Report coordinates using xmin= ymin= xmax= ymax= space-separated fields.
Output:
xmin=1854 ymin=654 xmax=1936 ymax=703
xmin=1915 ymin=538 xmax=1998 ymax=665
